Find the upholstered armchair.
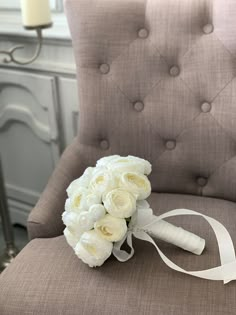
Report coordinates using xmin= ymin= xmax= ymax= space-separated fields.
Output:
xmin=0 ymin=0 xmax=236 ymax=313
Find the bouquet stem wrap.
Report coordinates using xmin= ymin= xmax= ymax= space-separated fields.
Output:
xmin=113 ymin=208 xmax=236 ymax=284
xmin=146 ymin=219 xmax=205 ymax=255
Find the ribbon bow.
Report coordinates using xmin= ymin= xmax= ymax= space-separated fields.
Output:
xmin=113 ymin=208 xmax=236 ymax=284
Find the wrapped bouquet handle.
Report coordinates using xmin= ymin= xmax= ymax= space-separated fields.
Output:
xmin=113 ymin=208 xmax=236 ymax=284
xmin=146 ymin=218 xmax=205 ymax=255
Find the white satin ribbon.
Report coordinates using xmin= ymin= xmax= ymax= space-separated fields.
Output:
xmin=113 ymin=209 xmax=236 ymax=284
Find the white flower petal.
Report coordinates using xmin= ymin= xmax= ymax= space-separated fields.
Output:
xmin=65 ymin=198 xmax=72 ymax=212
xmin=94 ymin=214 xmax=127 ymax=242
xmin=77 ymin=211 xmax=94 ymax=231
xmin=103 ymin=188 xmax=136 ymax=218
xmin=119 ymin=172 xmax=151 ymax=200
xmin=64 ymin=227 xmax=80 ymax=249
xmin=75 ymin=230 xmax=113 ymax=267
xmin=89 ymin=204 xmax=106 ymax=222
xmin=96 ymin=155 xmax=121 ymax=167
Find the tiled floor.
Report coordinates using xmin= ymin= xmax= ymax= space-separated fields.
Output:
xmin=0 ymin=224 xmax=29 ymax=252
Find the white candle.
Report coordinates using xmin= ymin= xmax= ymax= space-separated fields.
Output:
xmin=21 ymin=0 xmax=52 ymax=29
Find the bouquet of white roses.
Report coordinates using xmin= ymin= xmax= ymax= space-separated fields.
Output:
xmin=62 ymin=155 xmax=205 ymax=268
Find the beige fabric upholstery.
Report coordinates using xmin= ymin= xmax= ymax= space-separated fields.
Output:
xmin=64 ymin=0 xmax=236 ymax=202
xmin=1 ymin=194 xmax=236 ymax=315
xmin=1 ymin=0 xmax=236 ymax=314
xmin=28 ymin=139 xmax=84 ymax=239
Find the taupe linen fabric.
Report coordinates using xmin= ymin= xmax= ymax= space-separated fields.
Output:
xmin=28 ymin=138 xmax=84 ymax=239
xmin=1 ymin=0 xmax=236 ymax=314
xmin=1 ymin=194 xmax=236 ymax=315
xmin=64 ymin=0 xmax=236 ymax=202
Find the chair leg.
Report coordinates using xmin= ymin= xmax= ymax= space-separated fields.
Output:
xmin=0 ymin=157 xmax=19 ymax=272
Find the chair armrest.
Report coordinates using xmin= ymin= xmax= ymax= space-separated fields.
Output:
xmin=27 ymin=139 xmax=85 ymax=240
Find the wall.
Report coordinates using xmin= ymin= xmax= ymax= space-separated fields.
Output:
xmin=0 ymin=0 xmax=79 ymax=226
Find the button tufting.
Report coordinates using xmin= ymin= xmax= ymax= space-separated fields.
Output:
xmin=197 ymin=177 xmax=207 ymax=187
xmin=169 ymin=66 xmax=180 ymax=77
xmin=166 ymin=140 xmax=176 ymax=150
xmin=138 ymin=28 xmax=149 ymax=39
xmin=100 ymin=139 xmax=109 ymax=150
xmin=203 ymin=23 xmax=214 ymax=34
xmin=133 ymin=101 xmax=144 ymax=112
xmin=99 ymin=63 xmax=110 ymax=74
xmin=201 ymin=102 xmax=212 ymax=113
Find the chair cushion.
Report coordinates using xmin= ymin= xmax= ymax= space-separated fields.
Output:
xmin=0 ymin=193 xmax=236 ymax=315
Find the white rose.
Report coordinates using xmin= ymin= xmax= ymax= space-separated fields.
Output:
xmin=103 ymin=188 xmax=136 ymax=218
xmin=62 ymin=210 xmax=77 ymax=227
xmin=65 ymin=198 xmax=72 ymax=211
xmin=62 ymin=210 xmax=94 ymax=233
xmin=96 ymin=155 xmax=121 ymax=167
xmin=94 ymin=214 xmax=127 ymax=242
xmin=63 ymin=227 xmax=80 ymax=248
xmin=89 ymin=204 xmax=106 ymax=221
xmin=69 ymin=187 xmax=101 ymax=212
xmin=85 ymin=192 xmax=102 ymax=209
xmin=136 ymin=199 xmax=150 ymax=210
xmin=66 ymin=167 xmax=95 ymax=196
xmin=119 ymin=172 xmax=151 ymax=200
xmin=75 ymin=230 xmax=113 ymax=267
xmin=69 ymin=187 xmax=89 ymax=211
xmin=127 ymin=155 xmax=152 ymax=175
xmin=65 ymin=195 xmax=101 ymax=213
xmin=89 ymin=169 xmax=117 ymax=197
xmin=106 ymin=155 xmax=152 ymax=175
xmin=76 ymin=211 xmax=95 ymax=231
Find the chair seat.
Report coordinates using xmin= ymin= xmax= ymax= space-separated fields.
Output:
xmin=0 ymin=193 xmax=236 ymax=315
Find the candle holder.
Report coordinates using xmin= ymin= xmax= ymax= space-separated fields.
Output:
xmin=0 ymin=28 xmax=43 ymax=66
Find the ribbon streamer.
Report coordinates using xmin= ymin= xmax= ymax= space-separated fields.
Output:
xmin=113 ymin=209 xmax=236 ymax=284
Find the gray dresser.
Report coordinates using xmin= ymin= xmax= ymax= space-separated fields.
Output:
xmin=0 ymin=0 xmax=79 ymax=226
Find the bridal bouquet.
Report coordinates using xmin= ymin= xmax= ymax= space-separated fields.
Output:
xmin=62 ymin=155 xmax=205 ymax=267
xmin=62 ymin=155 xmax=236 ymax=283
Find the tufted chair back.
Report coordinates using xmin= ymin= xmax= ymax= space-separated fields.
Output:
xmin=65 ymin=0 xmax=236 ymax=202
